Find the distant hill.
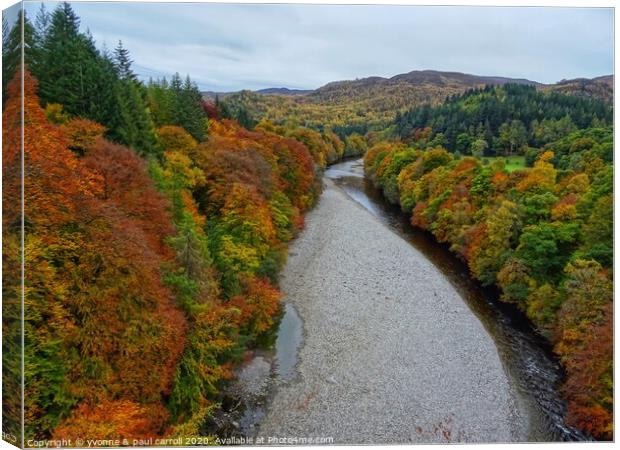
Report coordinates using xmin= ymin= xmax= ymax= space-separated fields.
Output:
xmin=308 ymin=70 xmax=540 ymax=111
xmin=256 ymin=87 xmax=313 ymax=95
xmin=310 ymin=69 xmax=540 ymax=103
xmin=202 ymin=90 xmax=234 ymax=100
xmin=202 ymin=87 xmax=311 ymax=99
xmin=390 ymin=70 xmax=540 ymax=86
xmin=542 ymin=75 xmax=613 ymax=104
xmin=204 ymin=70 xmax=539 ymax=101
xmin=213 ymin=69 xmax=613 ymax=136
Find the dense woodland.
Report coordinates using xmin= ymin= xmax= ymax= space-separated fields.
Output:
xmin=392 ymin=84 xmax=612 ymax=156
xmin=1 ymin=1 xmax=614 ymax=443
xmin=2 ymin=3 xmax=342 ymax=441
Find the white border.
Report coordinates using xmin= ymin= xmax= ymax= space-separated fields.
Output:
xmin=0 ymin=2 xmax=616 ymax=450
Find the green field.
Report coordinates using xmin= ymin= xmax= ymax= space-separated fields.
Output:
xmin=482 ymin=155 xmax=526 ymax=172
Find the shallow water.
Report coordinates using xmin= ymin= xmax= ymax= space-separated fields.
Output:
xmin=216 ymin=298 xmax=304 ymax=438
xmin=322 ymin=158 xmax=588 ymax=442
xmin=274 ymin=303 xmax=303 ymax=381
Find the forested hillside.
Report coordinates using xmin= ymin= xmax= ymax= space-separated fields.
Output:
xmin=212 ymin=70 xmax=610 ymax=141
xmin=1 ymin=3 xmax=340 ymax=441
xmin=543 ymin=75 xmax=613 ymax=104
xmin=214 ymin=71 xmax=540 ymax=138
xmin=392 ymin=84 xmax=612 ymax=155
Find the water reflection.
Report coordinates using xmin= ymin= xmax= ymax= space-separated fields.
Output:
xmin=275 ymin=303 xmax=303 ymax=382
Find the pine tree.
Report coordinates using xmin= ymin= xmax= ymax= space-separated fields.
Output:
xmin=165 ymin=73 xmax=207 ymax=141
xmin=180 ymin=75 xmax=206 ymax=141
xmin=2 ymin=10 xmax=36 ymax=100
xmin=34 ymin=2 xmax=91 ymax=113
xmin=2 ymin=15 xmax=11 ymax=101
xmin=80 ymin=31 xmax=123 ymax=127
xmin=110 ymin=42 xmax=159 ymax=155
xmin=34 ymin=2 xmax=50 ymax=41
xmin=146 ymin=77 xmax=174 ymax=127
xmin=2 ymin=14 xmax=8 ymax=53
xmin=113 ymin=40 xmax=135 ymax=81
xmin=32 ymin=3 xmax=136 ymax=148
xmin=113 ymin=80 xmax=159 ymax=156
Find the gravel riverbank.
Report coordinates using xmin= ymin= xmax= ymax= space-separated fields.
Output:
xmin=257 ymin=178 xmax=529 ymax=444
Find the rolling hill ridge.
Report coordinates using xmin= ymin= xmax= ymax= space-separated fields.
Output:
xmin=206 ymin=69 xmax=612 ymax=136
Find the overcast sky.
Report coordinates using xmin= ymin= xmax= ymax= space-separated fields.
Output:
xmin=19 ymin=1 xmax=614 ymax=91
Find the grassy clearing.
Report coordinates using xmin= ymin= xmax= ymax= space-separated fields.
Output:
xmin=481 ymin=155 xmax=526 ymax=172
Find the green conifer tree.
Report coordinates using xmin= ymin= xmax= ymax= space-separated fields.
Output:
xmin=111 ymin=41 xmax=159 ymax=155
xmin=3 ymin=10 xmax=36 ymax=99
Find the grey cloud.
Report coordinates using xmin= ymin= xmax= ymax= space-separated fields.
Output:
xmin=23 ymin=2 xmax=614 ymax=91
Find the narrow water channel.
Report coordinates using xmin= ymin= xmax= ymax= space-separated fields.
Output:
xmin=321 ymin=158 xmax=588 ymax=442
xmin=274 ymin=303 xmax=303 ymax=382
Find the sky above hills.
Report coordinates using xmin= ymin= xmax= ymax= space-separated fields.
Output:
xmin=20 ymin=1 xmax=614 ymax=91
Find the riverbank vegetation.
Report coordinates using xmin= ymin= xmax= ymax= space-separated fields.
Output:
xmin=365 ymin=91 xmax=613 ymax=438
xmin=3 ymin=3 xmax=328 ymax=441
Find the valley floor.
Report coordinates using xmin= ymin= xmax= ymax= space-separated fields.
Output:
xmin=257 ymin=178 xmax=529 ymax=444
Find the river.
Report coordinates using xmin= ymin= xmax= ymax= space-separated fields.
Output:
xmin=218 ymin=158 xmax=587 ymax=443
